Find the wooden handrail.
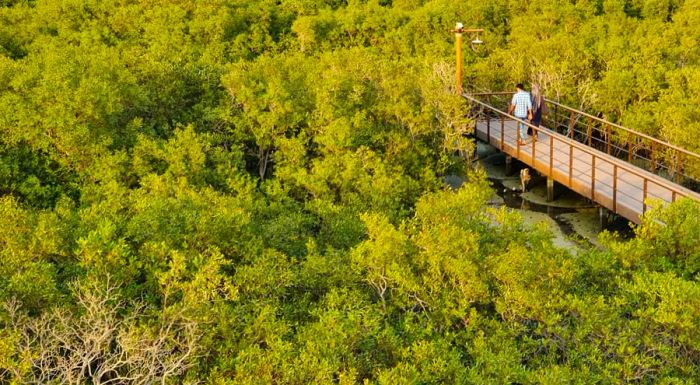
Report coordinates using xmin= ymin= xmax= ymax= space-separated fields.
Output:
xmin=463 ymin=93 xmax=700 ymax=202
xmin=468 ymin=91 xmax=513 ymax=96
xmin=544 ymin=98 xmax=700 ymax=160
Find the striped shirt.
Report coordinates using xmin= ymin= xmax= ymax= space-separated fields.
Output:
xmin=511 ymin=90 xmax=532 ymax=118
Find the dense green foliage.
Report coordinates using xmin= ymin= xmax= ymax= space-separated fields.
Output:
xmin=1 ymin=0 xmax=700 ymax=383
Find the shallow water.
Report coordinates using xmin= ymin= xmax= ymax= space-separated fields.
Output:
xmin=469 ymin=141 xmax=635 ymax=247
xmin=488 ymin=177 xmax=579 ymax=237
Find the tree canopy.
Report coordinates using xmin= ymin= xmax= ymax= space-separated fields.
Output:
xmin=1 ymin=0 xmax=700 ymax=383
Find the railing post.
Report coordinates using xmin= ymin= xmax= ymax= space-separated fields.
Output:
xmin=517 ymin=119 xmax=521 ymax=158
xmin=643 ymin=179 xmax=648 ymax=214
xmin=651 ymin=141 xmax=657 ymax=172
xmin=568 ymin=144 xmax=573 ymax=187
xmin=568 ymin=110 xmax=575 ymax=139
xmin=591 ymin=155 xmax=596 ymax=200
xmin=627 ymin=134 xmax=633 ymax=163
xmin=606 ymin=125 xmax=611 ymax=155
xmin=531 ymin=126 xmax=537 ymax=164
xmin=486 ymin=116 xmax=491 ymax=145
xmin=587 ymin=117 xmax=593 ymax=146
xmin=549 ymin=135 xmax=554 ymax=178
xmin=613 ymin=165 xmax=618 ymax=213
xmin=554 ymin=104 xmax=559 ymax=133
xmin=675 ymin=150 xmax=683 ymax=183
xmin=500 ymin=115 xmax=505 ymax=151
xmin=474 ymin=108 xmax=479 ymax=137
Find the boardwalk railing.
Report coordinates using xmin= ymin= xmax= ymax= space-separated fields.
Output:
xmin=464 ymin=92 xmax=700 ymax=223
xmin=470 ymin=92 xmax=700 ymax=189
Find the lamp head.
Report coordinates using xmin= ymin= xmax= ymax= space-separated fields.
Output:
xmin=455 ymin=22 xmax=464 ymax=31
xmin=471 ymin=31 xmax=483 ymax=45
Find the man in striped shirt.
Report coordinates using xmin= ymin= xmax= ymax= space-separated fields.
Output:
xmin=508 ymin=83 xmax=533 ymax=144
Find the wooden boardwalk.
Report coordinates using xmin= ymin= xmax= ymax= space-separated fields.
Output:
xmin=471 ymin=113 xmax=700 ymax=224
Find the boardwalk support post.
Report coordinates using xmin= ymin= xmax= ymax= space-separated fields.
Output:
xmin=505 ymin=155 xmax=513 ymax=176
xmin=599 ymin=207 xmax=612 ymax=230
xmin=547 ymin=178 xmax=555 ymax=202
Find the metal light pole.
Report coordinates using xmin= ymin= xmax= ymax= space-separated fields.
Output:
xmin=455 ymin=24 xmax=463 ymax=95
xmin=452 ymin=23 xmax=483 ymax=95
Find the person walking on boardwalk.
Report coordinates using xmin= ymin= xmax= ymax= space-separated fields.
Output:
xmin=529 ymin=83 xmax=548 ymax=140
xmin=508 ymin=83 xmax=533 ymax=145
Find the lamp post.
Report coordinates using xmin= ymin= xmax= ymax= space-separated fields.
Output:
xmin=452 ymin=23 xmax=483 ymax=95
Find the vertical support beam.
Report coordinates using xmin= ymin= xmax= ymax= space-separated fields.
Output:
xmin=627 ymin=134 xmax=633 ymax=163
xmin=606 ymin=125 xmax=611 ymax=155
xmin=531 ymin=126 xmax=536 ymax=165
xmin=500 ymin=115 xmax=505 ymax=151
xmin=599 ymin=206 xmax=611 ymax=230
xmin=505 ymin=155 xmax=513 ymax=176
xmin=587 ymin=117 xmax=593 ymax=147
xmin=568 ymin=144 xmax=573 ymax=187
xmin=549 ymin=135 xmax=554 ymax=178
xmin=473 ymin=109 xmax=479 ymax=137
xmin=517 ymin=119 xmax=521 ymax=158
xmin=547 ymin=178 xmax=555 ymax=202
xmin=554 ymin=104 xmax=559 ymax=133
xmin=651 ymin=141 xmax=657 ymax=172
xmin=486 ymin=117 xmax=491 ymax=144
xmin=675 ymin=150 xmax=683 ymax=183
xmin=568 ymin=110 xmax=575 ymax=139
xmin=591 ymin=156 xmax=596 ymax=200
xmin=642 ymin=179 xmax=648 ymax=215
xmin=613 ymin=165 xmax=618 ymax=213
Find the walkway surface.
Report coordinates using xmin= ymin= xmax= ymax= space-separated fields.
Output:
xmin=466 ymin=95 xmax=700 ymax=224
